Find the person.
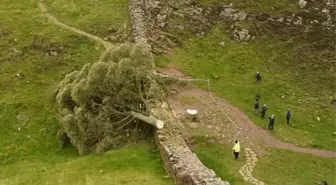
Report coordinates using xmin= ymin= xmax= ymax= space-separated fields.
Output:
xmin=319 ymin=181 xmax=328 ymax=185
xmin=232 ymin=140 xmax=240 ymax=160
xmin=286 ymin=109 xmax=291 ymax=125
xmin=254 ymin=101 xmax=259 ymax=115
xmin=255 ymin=71 xmax=261 ymax=83
xmin=268 ymin=114 xmax=275 ymax=130
xmin=255 ymin=93 xmax=260 ymax=102
xmin=261 ymin=104 xmax=267 ymax=118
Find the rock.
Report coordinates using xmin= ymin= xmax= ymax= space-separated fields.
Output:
xmin=219 ymin=7 xmax=233 ymax=18
xmin=316 ymin=117 xmax=321 ymax=121
xmin=293 ymin=16 xmax=303 ymax=25
xmin=16 ymin=73 xmax=20 ymax=78
xmin=277 ymin=17 xmax=284 ymax=22
xmin=50 ymin=51 xmax=58 ymax=56
xmin=18 ymin=127 xmax=21 ymax=131
xmin=220 ymin=41 xmax=225 ymax=47
xmin=281 ymin=95 xmax=286 ymax=99
xmin=178 ymin=25 xmax=184 ymax=30
xmin=256 ymin=13 xmax=270 ymax=21
xmin=299 ymin=0 xmax=307 ymax=8
xmin=236 ymin=29 xmax=251 ymax=41
xmin=333 ymin=132 xmax=336 ymax=136
xmin=158 ymin=135 xmax=167 ymax=141
xmin=233 ymin=11 xmax=247 ymax=20
xmin=187 ymin=122 xmax=198 ymax=129
xmin=157 ymin=14 xmax=167 ymax=28
xmin=322 ymin=8 xmax=329 ymax=13
xmin=148 ymin=0 xmax=160 ymax=9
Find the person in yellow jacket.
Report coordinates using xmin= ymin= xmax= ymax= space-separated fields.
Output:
xmin=232 ymin=140 xmax=240 ymax=160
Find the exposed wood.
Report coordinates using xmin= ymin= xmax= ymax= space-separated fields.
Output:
xmin=129 ymin=111 xmax=164 ymax=129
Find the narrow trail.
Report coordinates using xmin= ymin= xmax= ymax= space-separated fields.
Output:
xmin=38 ymin=0 xmax=113 ymax=49
xmin=239 ymin=148 xmax=265 ymax=185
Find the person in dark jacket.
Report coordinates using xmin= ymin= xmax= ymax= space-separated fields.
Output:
xmin=261 ymin=104 xmax=267 ymax=118
xmin=286 ymin=109 xmax=291 ymax=124
xmin=255 ymin=93 xmax=260 ymax=102
xmin=254 ymin=101 xmax=259 ymax=115
xmin=268 ymin=114 xmax=275 ymax=130
xmin=255 ymin=71 xmax=261 ymax=83
xmin=319 ymin=181 xmax=328 ymax=185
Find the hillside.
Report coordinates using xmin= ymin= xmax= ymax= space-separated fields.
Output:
xmin=0 ymin=1 xmax=172 ymax=184
xmin=1 ymin=0 xmax=335 ymax=185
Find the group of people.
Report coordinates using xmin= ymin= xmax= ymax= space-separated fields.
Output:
xmin=231 ymin=72 xmax=329 ymax=185
xmin=254 ymin=72 xmax=291 ymax=130
xmin=232 ymin=71 xmax=292 ymax=159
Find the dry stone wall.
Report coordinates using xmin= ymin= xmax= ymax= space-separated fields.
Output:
xmin=128 ymin=0 xmax=230 ymax=184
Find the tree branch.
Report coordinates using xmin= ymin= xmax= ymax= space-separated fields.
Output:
xmin=129 ymin=111 xmax=164 ymax=129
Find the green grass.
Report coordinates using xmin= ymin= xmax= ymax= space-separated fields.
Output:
xmin=193 ymin=139 xmax=250 ymax=185
xmin=43 ymin=0 xmax=129 ymax=38
xmin=0 ymin=145 xmax=173 ymax=185
xmin=200 ymin=0 xmax=300 ymax=15
xmin=156 ymin=25 xmax=336 ymax=150
xmin=194 ymin=139 xmax=336 ymax=185
xmin=0 ymin=1 xmax=172 ymax=184
xmin=254 ymin=148 xmax=336 ymax=185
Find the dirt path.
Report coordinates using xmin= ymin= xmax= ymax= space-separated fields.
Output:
xmin=38 ymin=0 xmax=113 ymax=49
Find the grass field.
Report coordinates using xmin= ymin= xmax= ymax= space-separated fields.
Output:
xmin=43 ymin=0 xmax=129 ymax=38
xmin=0 ymin=144 xmax=173 ymax=185
xmin=156 ymin=24 xmax=336 ymax=150
xmin=0 ymin=1 xmax=172 ymax=184
xmin=194 ymin=139 xmax=336 ymax=185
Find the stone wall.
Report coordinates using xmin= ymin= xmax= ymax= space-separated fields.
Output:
xmin=128 ymin=0 xmax=230 ymax=184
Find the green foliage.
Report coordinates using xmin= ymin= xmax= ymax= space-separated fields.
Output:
xmin=55 ymin=43 xmax=156 ymax=155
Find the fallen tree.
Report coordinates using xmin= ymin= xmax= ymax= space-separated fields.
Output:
xmin=55 ymin=43 xmax=164 ymax=155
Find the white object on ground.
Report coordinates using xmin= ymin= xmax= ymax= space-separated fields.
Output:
xmin=186 ymin=109 xmax=198 ymax=115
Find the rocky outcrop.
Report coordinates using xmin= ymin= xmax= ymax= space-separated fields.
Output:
xmin=128 ymin=0 xmax=230 ymax=184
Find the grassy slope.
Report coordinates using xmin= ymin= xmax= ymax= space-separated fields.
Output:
xmin=0 ymin=1 xmax=172 ymax=184
xmin=1 ymin=145 xmax=172 ymax=185
xmin=193 ymin=139 xmax=250 ymax=185
xmin=156 ymin=25 xmax=336 ymax=150
xmin=44 ymin=0 xmax=129 ymax=38
xmin=194 ymin=139 xmax=336 ymax=185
